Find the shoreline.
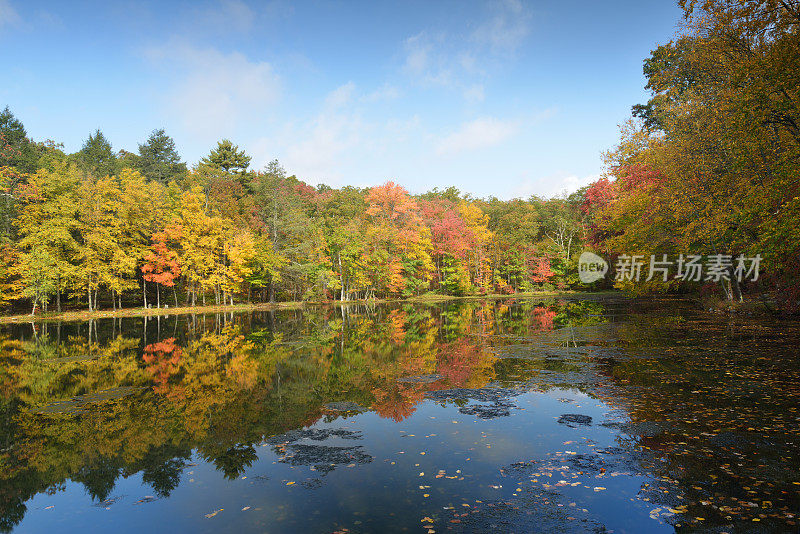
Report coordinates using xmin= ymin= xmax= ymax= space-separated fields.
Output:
xmin=0 ymin=290 xmax=619 ymax=324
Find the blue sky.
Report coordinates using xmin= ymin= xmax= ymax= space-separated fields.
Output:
xmin=0 ymin=0 xmax=682 ymax=199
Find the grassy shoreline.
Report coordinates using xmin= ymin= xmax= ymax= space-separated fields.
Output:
xmin=0 ymin=290 xmax=619 ymax=324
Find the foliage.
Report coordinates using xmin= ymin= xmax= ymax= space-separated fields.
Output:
xmin=135 ymin=128 xmax=187 ymax=184
xmin=75 ymin=130 xmax=119 ymax=178
xmin=586 ymin=0 xmax=800 ymax=303
xmin=200 ymin=139 xmax=251 ymax=174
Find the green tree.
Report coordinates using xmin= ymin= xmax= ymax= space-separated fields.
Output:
xmin=136 ymin=128 xmax=187 ymax=184
xmin=200 ymin=139 xmax=251 ymax=174
xmin=20 ymin=248 xmax=57 ymax=314
xmin=0 ymin=106 xmax=38 ymax=173
xmin=75 ymin=130 xmax=119 ymax=177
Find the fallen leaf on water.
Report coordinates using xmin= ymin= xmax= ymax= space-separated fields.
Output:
xmin=205 ymin=509 xmax=223 ymax=519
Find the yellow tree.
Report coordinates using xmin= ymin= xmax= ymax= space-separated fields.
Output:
xmin=15 ymin=161 xmax=82 ymax=312
xmin=458 ymin=202 xmax=493 ymax=290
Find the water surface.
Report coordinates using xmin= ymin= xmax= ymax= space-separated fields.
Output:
xmin=1 ymin=297 xmax=798 ymax=532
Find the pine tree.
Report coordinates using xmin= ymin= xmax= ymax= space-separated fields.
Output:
xmin=200 ymin=139 xmax=251 ymax=174
xmin=136 ymin=128 xmax=186 ymax=184
xmin=76 ymin=129 xmax=119 ymax=177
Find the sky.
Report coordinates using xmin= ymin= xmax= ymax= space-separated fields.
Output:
xmin=0 ymin=0 xmax=683 ymax=199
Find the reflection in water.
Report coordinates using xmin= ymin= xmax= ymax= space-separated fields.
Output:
xmin=0 ymin=297 xmax=798 ymax=532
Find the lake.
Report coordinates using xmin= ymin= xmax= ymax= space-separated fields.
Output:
xmin=1 ymin=296 xmax=798 ymax=532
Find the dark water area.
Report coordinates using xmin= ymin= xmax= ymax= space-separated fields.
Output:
xmin=0 ymin=296 xmax=798 ymax=533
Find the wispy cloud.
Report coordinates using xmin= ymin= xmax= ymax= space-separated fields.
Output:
xmin=324 ymin=81 xmax=356 ymax=109
xmin=400 ymin=0 xmax=532 ymax=100
xmin=436 ymin=117 xmax=518 ymax=155
xmin=185 ymin=0 xmax=292 ymax=36
xmin=197 ymin=0 xmax=255 ymax=33
xmin=463 ymin=84 xmax=485 ymax=104
xmin=0 ymin=0 xmax=21 ymax=31
xmin=282 ymin=112 xmax=366 ymax=184
xmin=513 ymin=172 xmax=600 ymax=200
xmin=471 ymin=0 xmax=531 ymax=54
xmin=363 ymin=83 xmax=400 ymax=103
xmin=402 ymin=32 xmax=457 ymax=86
xmin=252 ymin=82 xmax=421 ymax=185
xmin=143 ymin=42 xmax=281 ymax=140
xmin=250 ymin=84 xmax=370 ymax=183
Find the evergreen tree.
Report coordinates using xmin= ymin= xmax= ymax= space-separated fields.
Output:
xmin=136 ymin=128 xmax=186 ymax=184
xmin=76 ymin=129 xmax=119 ymax=177
xmin=0 ymin=106 xmax=38 ymax=173
xmin=200 ymin=139 xmax=251 ymax=174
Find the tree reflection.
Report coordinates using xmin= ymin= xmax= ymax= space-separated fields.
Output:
xmin=0 ymin=298 xmax=601 ymax=531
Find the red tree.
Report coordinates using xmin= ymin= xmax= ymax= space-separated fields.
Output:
xmin=141 ymin=227 xmax=182 ymax=308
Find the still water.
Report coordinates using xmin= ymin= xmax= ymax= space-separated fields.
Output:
xmin=1 ymin=296 xmax=798 ymax=533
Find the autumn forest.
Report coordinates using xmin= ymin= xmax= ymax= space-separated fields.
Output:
xmin=1 ymin=0 xmax=799 ymax=316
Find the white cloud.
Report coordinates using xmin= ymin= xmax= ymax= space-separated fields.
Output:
xmin=513 ymin=172 xmax=600 ymax=200
xmin=248 ymin=79 xmax=421 ymax=184
xmin=363 ymin=83 xmax=400 ymax=102
xmin=402 ymin=32 xmax=455 ymax=87
xmin=403 ymin=33 xmax=430 ymax=76
xmin=550 ymin=173 xmax=599 ymax=197
xmin=471 ymin=0 xmax=531 ymax=53
xmin=281 ymin=112 xmax=366 ymax=185
xmin=400 ymin=1 xmax=531 ymax=101
xmin=249 ymin=85 xmax=367 ymax=184
xmin=463 ymin=84 xmax=485 ymax=104
xmin=187 ymin=0 xmax=292 ymax=35
xmin=325 ymin=81 xmax=356 ymax=109
xmin=0 ymin=0 xmax=21 ymax=30
xmin=143 ymin=42 xmax=281 ymax=140
xmin=200 ymin=0 xmax=255 ymax=33
xmin=436 ymin=117 xmax=517 ymax=156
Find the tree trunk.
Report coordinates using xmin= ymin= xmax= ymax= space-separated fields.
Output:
xmin=729 ymin=265 xmax=743 ymax=302
xmin=720 ymin=278 xmax=732 ymax=301
xmin=339 ymin=254 xmax=345 ymax=302
xmin=143 ymin=281 xmax=148 ymax=308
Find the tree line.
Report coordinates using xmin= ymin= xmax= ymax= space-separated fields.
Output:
xmin=3 ymin=0 xmax=794 ymax=314
xmin=0 ymin=114 xmax=587 ymax=314
xmin=583 ymin=0 xmax=799 ymax=310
